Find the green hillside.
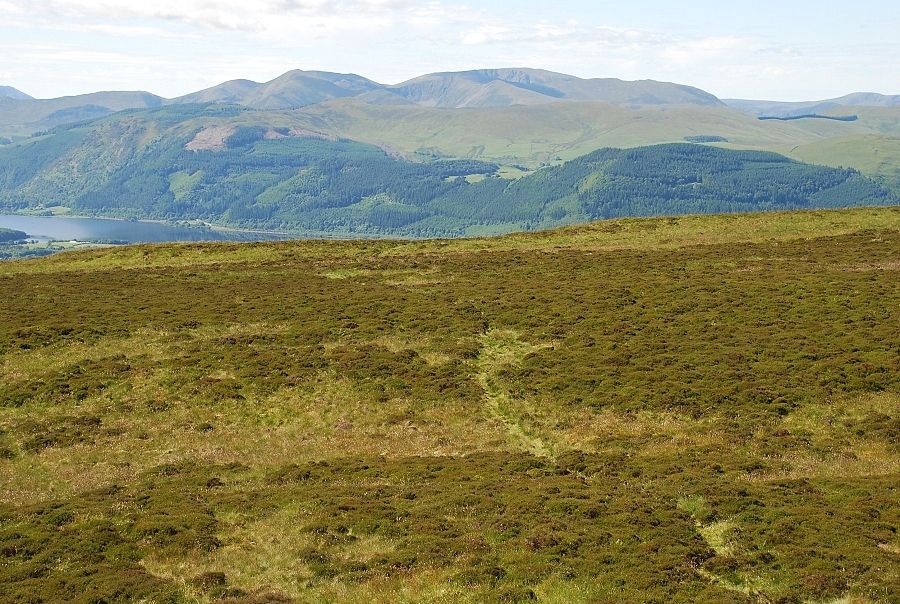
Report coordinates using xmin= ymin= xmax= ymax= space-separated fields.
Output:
xmin=2 ymin=70 xmax=898 ymax=187
xmin=296 ymin=99 xmax=872 ymax=164
xmin=0 ymin=91 xmax=164 ymax=140
xmin=297 ymin=99 xmax=900 ymax=185
xmin=0 ymin=106 xmax=894 ymax=237
xmin=3 ymin=89 xmax=899 ymax=189
xmin=789 ymin=134 xmax=900 ymax=189
xmin=1 ymin=207 xmax=898 ymax=603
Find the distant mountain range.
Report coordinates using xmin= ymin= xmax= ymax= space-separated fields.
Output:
xmin=0 ymin=69 xmax=727 ymax=138
xmin=0 ymin=91 xmax=163 ymax=137
xmin=177 ymin=68 xmax=725 ymax=110
xmin=366 ymin=69 xmax=724 ymax=109
xmin=174 ymin=70 xmax=382 ymax=110
xmin=2 ymin=68 xmax=897 ymax=139
xmin=724 ymin=93 xmax=900 ymax=117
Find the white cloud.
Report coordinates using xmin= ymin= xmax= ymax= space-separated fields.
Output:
xmin=459 ymin=22 xmax=657 ymax=48
xmin=5 ymin=0 xmax=424 ymax=33
xmin=661 ymin=36 xmax=749 ymax=65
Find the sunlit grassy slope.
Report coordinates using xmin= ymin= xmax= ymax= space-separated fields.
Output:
xmin=300 ymin=100 xmax=900 ymax=182
xmin=789 ymin=134 xmax=900 ymax=189
xmin=297 ymin=100 xmax=865 ymax=163
xmin=1 ymin=207 xmax=898 ymax=603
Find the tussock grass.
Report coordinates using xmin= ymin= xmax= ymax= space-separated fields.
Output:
xmin=0 ymin=207 xmax=897 ymax=603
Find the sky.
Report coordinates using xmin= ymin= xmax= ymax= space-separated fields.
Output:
xmin=1 ymin=0 xmax=898 ymax=101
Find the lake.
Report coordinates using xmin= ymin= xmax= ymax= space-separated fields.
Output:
xmin=0 ymin=214 xmax=290 ymax=243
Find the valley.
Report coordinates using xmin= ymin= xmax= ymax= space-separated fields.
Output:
xmin=1 ymin=68 xmax=898 ymax=245
xmin=0 ymin=104 xmax=895 ymax=239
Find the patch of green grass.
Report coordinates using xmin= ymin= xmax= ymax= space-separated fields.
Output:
xmin=789 ymin=134 xmax=900 ymax=188
xmin=168 ymin=169 xmax=204 ymax=200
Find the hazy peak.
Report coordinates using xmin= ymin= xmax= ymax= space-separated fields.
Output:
xmin=382 ymin=68 xmax=723 ymax=108
xmin=0 ymin=86 xmax=34 ymax=100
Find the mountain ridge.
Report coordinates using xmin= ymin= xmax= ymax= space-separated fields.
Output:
xmin=0 ymin=86 xmax=33 ymax=100
xmin=0 ymin=90 xmax=164 ymax=138
xmin=4 ymin=67 xmax=899 ymax=141
xmin=173 ymin=69 xmax=382 ymax=109
xmin=0 ymin=68 xmax=729 ymax=137
xmin=725 ymin=92 xmax=900 ymax=116
xmin=170 ymin=67 xmax=728 ymax=110
xmin=373 ymin=68 xmax=725 ymax=108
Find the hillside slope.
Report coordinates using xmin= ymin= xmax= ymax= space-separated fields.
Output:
xmin=0 ymin=86 xmax=32 ymax=100
xmin=0 ymin=91 xmax=164 ymax=138
xmin=298 ymin=98 xmax=900 ymax=163
xmin=790 ymin=134 xmax=900 ymax=189
xmin=726 ymin=92 xmax=900 ymax=116
xmin=1 ymin=207 xmax=898 ymax=603
xmin=0 ymin=107 xmax=894 ymax=236
xmin=3 ymin=69 xmax=898 ymax=182
xmin=377 ymin=68 xmax=724 ymax=108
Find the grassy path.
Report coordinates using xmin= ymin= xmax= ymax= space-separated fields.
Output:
xmin=476 ymin=329 xmax=554 ymax=458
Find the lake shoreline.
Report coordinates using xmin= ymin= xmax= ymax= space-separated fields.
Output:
xmin=0 ymin=213 xmax=293 ymax=245
xmin=6 ymin=209 xmax=289 ymax=235
xmin=0 ymin=210 xmax=413 ymax=242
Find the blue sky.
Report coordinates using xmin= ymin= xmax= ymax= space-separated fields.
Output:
xmin=1 ymin=0 xmax=897 ymax=100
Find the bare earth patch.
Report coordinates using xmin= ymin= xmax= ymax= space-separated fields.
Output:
xmin=185 ymin=126 xmax=237 ymax=151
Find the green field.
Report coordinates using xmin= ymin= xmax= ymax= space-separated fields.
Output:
xmin=1 ymin=207 xmax=898 ymax=603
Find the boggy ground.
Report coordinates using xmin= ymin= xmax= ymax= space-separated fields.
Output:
xmin=0 ymin=207 xmax=898 ymax=603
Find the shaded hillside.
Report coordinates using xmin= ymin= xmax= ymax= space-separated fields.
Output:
xmin=0 ymin=207 xmax=898 ymax=603
xmin=0 ymin=227 xmax=26 ymax=242
xmin=489 ymin=144 xmax=895 ymax=223
xmin=0 ymin=107 xmax=894 ymax=236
